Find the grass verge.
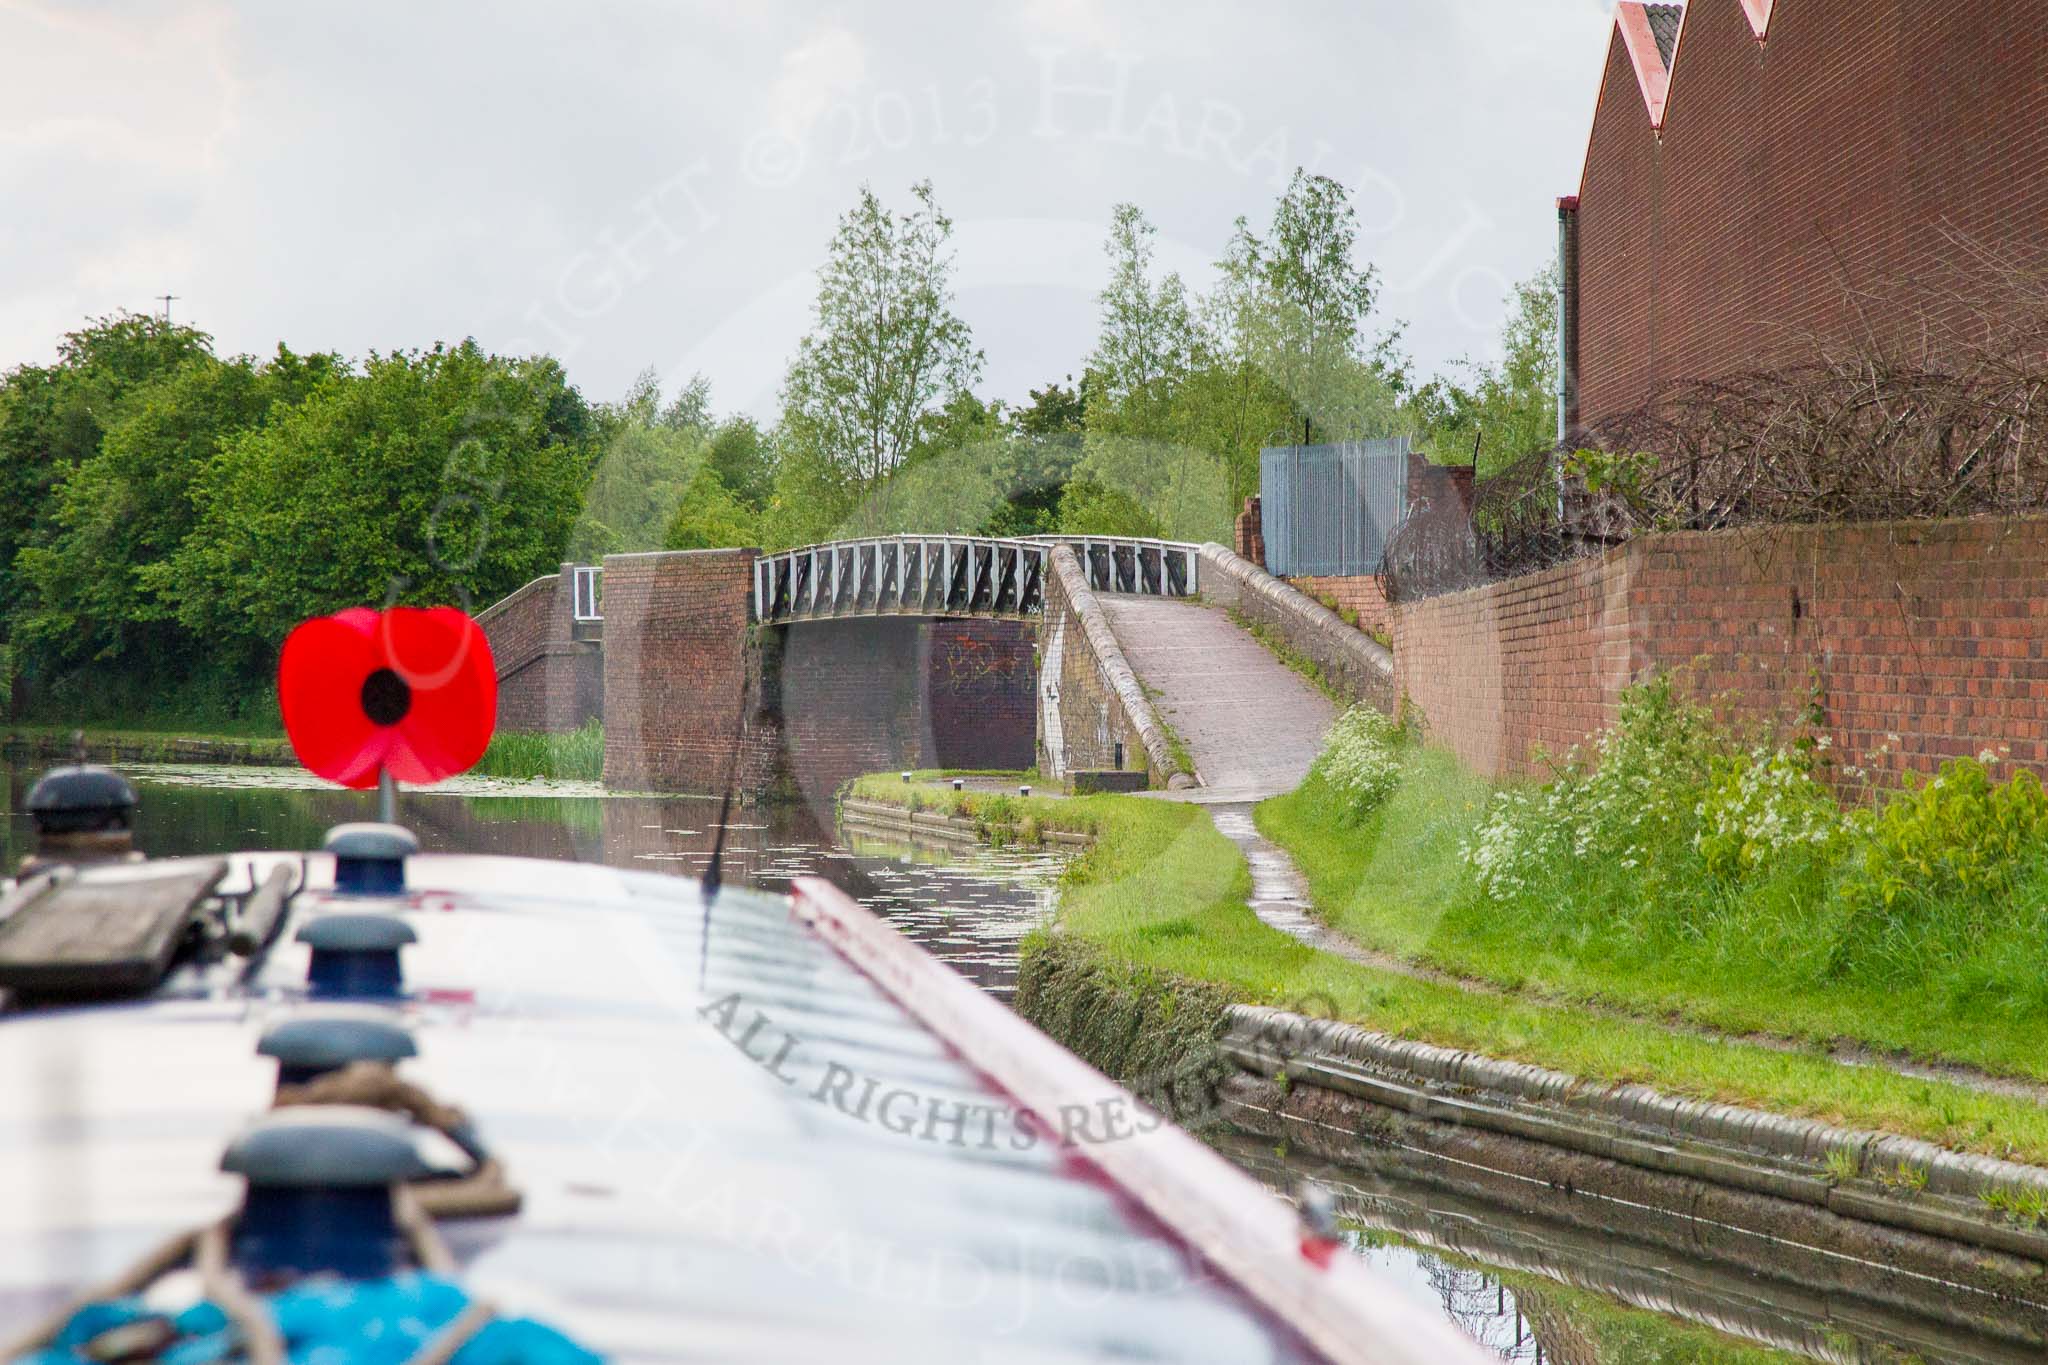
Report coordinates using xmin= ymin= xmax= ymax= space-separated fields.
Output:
xmin=1256 ymin=737 xmax=2048 ymax=1087
xmin=4 ymin=724 xmax=293 ymax=763
xmin=857 ymin=772 xmax=2048 ymax=1167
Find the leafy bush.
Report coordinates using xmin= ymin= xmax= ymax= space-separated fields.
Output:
xmin=1694 ymin=744 xmax=1842 ymax=880
xmin=1266 ymin=668 xmax=2048 ymax=1074
xmin=1305 ymin=707 xmax=1406 ymax=822
xmin=1468 ymin=677 xmax=1721 ymax=899
xmin=1833 ymin=757 xmax=2048 ymax=975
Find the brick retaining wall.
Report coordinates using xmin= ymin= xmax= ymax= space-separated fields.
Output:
xmin=923 ymin=618 xmax=1036 ymax=772
xmin=1392 ymin=551 xmax=1630 ymax=778
xmin=474 ymin=565 xmax=602 ymax=733
xmin=1284 ymin=574 xmax=1390 ymax=638
xmin=599 ymin=549 xmax=781 ymax=795
xmin=779 ymin=619 xmax=926 ymax=812
xmin=778 ymin=616 xmax=1036 ymax=811
xmin=1393 ymin=515 xmax=2048 ymax=784
xmin=1040 ymin=546 xmax=1189 ymax=788
xmin=1198 ymin=544 xmax=1394 ymax=714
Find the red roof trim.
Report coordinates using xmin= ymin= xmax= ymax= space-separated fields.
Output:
xmin=1615 ymin=3 xmax=1675 ymax=129
xmin=1738 ymin=0 xmax=1771 ymax=39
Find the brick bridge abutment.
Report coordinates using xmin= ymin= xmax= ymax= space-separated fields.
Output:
xmin=483 ymin=549 xmax=1038 ymax=812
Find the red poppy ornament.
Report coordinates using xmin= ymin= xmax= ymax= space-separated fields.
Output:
xmin=279 ymin=607 xmax=497 ymax=789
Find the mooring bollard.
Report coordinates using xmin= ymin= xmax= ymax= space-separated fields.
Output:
xmin=1019 ymin=784 xmax=1032 ymax=797
xmin=952 ymin=778 xmax=964 ymax=792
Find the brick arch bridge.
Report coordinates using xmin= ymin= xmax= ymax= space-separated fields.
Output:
xmin=476 ymin=535 xmax=1199 ymax=808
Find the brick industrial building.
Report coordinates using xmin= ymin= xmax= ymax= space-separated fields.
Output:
xmin=1557 ymin=0 xmax=2048 ymax=431
xmin=1379 ymin=0 xmax=2048 ymax=787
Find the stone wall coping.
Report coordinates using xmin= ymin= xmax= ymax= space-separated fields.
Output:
xmin=1197 ymin=544 xmax=1394 ymax=710
xmin=1050 ymin=545 xmax=1196 ymax=790
xmin=839 ymin=795 xmax=1095 ymax=849
xmin=472 ymin=571 xmax=559 ymax=628
xmin=599 ymin=546 xmax=761 ymax=563
xmin=1225 ymin=1003 xmax=2048 ymax=1261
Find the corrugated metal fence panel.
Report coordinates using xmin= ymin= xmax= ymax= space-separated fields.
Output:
xmin=1262 ymin=451 xmax=1292 ymax=574
xmin=1259 ymin=438 xmax=1411 ymax=576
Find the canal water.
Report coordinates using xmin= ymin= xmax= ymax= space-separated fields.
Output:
xmin=12 ymin=762 xmax=2024 ymax=1363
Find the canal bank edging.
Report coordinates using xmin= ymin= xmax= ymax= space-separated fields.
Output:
xmin=3 ymin=731 xmax=295 ymax=767
xmin=1211 ymin=1131 xmax=2032 ymax=1363
xmin=838 ymin=795 xmax=1094 ymax=851
xmin=846 ymin=778 xmax=2048 ymax=1267
xmin=1219 ymin=1079 xmax=2048 ymax=1353
xmin=1226 ymin=1004 xmax=2048 ymax=1266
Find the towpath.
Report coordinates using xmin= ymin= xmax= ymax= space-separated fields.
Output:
xmin=1092 ymin=594 xmax=2048 ymax=1106
xmin=1094 ymin=596 xmax=1371 ymax=959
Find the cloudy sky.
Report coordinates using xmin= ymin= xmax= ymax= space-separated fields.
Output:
xmin=2 ymin=0 xmax=1617 ymax=417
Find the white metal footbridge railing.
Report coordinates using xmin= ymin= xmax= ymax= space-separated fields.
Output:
xmin=752 ymin=535 xmax=1200 ymax=624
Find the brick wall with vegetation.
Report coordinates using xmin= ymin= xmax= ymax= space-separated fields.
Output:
xmin=1394 ymin=515 xmax=2048 ymax=785
xmin=1283 ymin=573 xmax=1390 ymax=638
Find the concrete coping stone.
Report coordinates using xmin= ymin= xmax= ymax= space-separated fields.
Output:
xmin=1224 ymin=1003 xmax=2048 ymax=1258
xmin=471 ymin=570 xmax=560 ymax=627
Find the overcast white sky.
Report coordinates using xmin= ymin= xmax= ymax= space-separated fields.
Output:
xmin=1 ymin=0 xmax=1617 ymax=417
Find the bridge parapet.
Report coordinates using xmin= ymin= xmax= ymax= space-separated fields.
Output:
xmin=753 ymin=535 xmax=1199 ymax=624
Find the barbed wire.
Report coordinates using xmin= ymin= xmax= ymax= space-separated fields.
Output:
xmin=1384 ymin=243 xmax=2048 ymax=603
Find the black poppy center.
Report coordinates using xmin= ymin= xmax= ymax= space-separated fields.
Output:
xmin=360 ymin=668 xmax=413 ymax=726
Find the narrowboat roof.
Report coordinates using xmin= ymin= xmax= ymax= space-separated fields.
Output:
xmin=0 ymin=844 xmax=1485 ymax=1363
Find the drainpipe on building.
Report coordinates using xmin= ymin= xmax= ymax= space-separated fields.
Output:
xmin=1555 ymin=195 xmax=1580 ymax=445
xmin=1555 ymin=194 xmax=1581 ymax=527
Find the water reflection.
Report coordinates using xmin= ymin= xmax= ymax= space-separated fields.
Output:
xmin=1220 ymin=1133 xmax=2043 ymax=1364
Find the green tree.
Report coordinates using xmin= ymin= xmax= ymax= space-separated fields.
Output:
xmin=863 ymin=390 xmax=1087 ymax=539
xmin=569 ymin=369 xmax=705 ymax=561
xmin=1408 ymin=264 xmax=1560 ymax=476
xmin=663 ymin=467 xmax=760 ymax=549
xmin=13 ymin=347 xmax=339 ymax=680
xmin=1224 ymin=170 xmax=1404 ymax=447
xmin=160 ymin=342 xmax=594 ymax=678
xmin=570 ymin=371 xmax=779 ymax=558
xmin=0 ymin=313 xmax=215 ymax=605
xmin=659 ymin=373 xmax=712 ymax=432
xmin=1056 ymin=478 xmax=1162 ymax=537
xmin=1013 ymin=375 xmax=1087 ymax=437
xmin=705 ymin=415 xmax=774 ymax=508
xmin=779 ymin=181 xmax=983 ymax=503
xmin=759 ymin=438 xmax=857 ymax=549
xmin=1086 ymin=205 xmax=1195 ymax=432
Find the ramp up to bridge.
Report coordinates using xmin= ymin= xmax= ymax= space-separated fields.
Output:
xmin=1095 ymin=596 xmax=1337 ymax=804
xmin=1095 ymin=593 xmax=1343 ymax=956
